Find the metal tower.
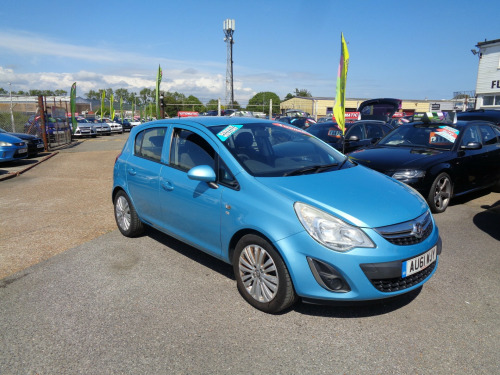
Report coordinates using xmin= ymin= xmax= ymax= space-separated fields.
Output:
xmin=223 ymin=19 xmax=235 ymax=109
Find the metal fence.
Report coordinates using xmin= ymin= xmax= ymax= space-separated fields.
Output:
xmin=0 ymin=95 xmax=72 ymax=148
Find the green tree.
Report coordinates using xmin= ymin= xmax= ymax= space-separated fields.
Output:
xmin=294 ymin=88 xmax=312 ymax=97
xmin=105 ymin=88 xmax=114 ymax=98
xmin=163 ymin=91 xmax=186 ymax=117
xmin=206 ymin=99 xmax=219 ymax=111
xmin=0 ymin=88 xmax=7 ymax=95
xmin=115 ymin=88 xmax=130 ymax=103
xmin=55 ymin=89 xmax=67 ymax=96
xmin=185 ymin=95 xmax=206 ymax=113
xmin=85 ymin=89 xmax=100 ymax=100
xmin=140 ymin=88 xmax=153 ymax=104
xmin=247 ymin=91 xmax=280 ymax=115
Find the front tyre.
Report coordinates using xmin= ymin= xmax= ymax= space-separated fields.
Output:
xmin=233 ymin=234 xmax=297 ymax=313
xmin=114 ymin=190 xmax=144 ymax=237
xmin=427 ymin=172 xmax=453 ymax=213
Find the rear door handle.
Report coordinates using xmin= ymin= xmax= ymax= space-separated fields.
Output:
xmin=127 ymin=168 xmax=136 ymax=176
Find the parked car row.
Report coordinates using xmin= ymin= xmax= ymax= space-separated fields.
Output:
xmin=0 ymin=127 xmax=46 ymax=163
xmin=0 ymin=129 xmax=29 ymax=163
xmin=349 ymin=113 xmax=500 ymax=213
xmin=73 ymin=117 xmax=131 ymax=138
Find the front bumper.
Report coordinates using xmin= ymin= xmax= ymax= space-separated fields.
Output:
xmin=275 ymin=224 xmax=441 ymax=302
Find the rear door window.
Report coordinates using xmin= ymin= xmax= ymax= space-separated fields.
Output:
xmin=479 ymin=125 xmax=497 ymax=145
xmin=134 ymin=127 xmax=167 ymax=162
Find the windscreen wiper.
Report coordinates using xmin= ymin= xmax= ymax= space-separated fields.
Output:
xmin=284 ymin=163 xmax=339 ymax=176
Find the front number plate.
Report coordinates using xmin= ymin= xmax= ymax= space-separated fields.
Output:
xmin=402 ymin=246 xmax=437 ymax=278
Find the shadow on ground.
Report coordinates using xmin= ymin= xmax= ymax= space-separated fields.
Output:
xmin=473 ymin=200 xmax=500 ymax=241
xmin=144 ymin=226 xmax=421 ymax=318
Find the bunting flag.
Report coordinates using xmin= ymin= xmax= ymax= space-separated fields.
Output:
xmin=70 ymin=82 xmax=77 ymax=133
xmin=101 ymin=90 xmax=105 ymax=118
xmin=156 ymin=64 xmax=162 ymax=119
xmin=333 ymin=33 xmax=350 ymax=135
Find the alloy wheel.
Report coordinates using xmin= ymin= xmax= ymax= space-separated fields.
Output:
xmin=433 ymin=175 xmax=452 ymax=210
xmin=115 ymin=195 xmax=131 ymax=231
xmin=238 ymin=244 xmax=279 ymax=303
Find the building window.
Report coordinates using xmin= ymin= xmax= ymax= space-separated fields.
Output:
xmin=483 ymin=96 xmax=494 ymax=106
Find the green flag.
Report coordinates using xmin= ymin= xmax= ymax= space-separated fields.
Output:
xmin=156 ymin=64 xmax=162 ymax=119
xmin=70 ymin=82 xmax=77 ymax=132
xmin=333 ymin=33 xmax=350 ymax=135
xmin=110 ymin=94 xmax=115 ymax=121
xmin=120 ymin=96 xmax=123 ymax=122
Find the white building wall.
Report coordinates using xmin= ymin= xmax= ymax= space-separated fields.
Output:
xmin=475 ymin=40 xmax=500 ymax=108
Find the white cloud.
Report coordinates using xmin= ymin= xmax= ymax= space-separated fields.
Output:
xmin=0 ymin=29 xmax=327 ymax=103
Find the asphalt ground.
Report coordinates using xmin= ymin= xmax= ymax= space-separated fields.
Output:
xmin=0 ymin=134 xmax=499 ymax=374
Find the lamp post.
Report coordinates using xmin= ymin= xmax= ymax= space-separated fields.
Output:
xmin=223 ymin=19 xmax=235 ymax=109
xmin=8 ymin=83 xmax=15 ymax=132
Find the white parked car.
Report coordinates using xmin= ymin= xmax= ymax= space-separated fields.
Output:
xmin=103 ymin=118 xmax=123 ymax=134
xmin=130 ymin=119 xmax=142 ymax=127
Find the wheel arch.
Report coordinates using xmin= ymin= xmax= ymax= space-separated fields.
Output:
xmin=227 ymin=229 xmax=280 ymax=264
xmin=428 ymin=163 xmax=455 ymax=192
xmin=112 ymin=186 xmax=126 ymax=204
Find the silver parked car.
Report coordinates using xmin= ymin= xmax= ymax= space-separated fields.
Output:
xmin=74 ymin=118 xmax=97 ymax=138
xmin=87 ymin=119 xmax=112 ymax=136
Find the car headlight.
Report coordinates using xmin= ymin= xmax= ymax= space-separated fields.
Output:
xmin=392 ymin=170 xmax=426 ymax=180
xmin=0 ymin=141 xmax=13 ymax=146
xmin=294 ymin=202 xmax=375 ymax=252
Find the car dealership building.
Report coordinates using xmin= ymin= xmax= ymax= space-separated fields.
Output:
xmin=473 ymin=38 xmax=500 ymax=109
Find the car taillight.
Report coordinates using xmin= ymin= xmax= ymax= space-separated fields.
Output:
xmin=115 ymin=152 xmax=121 ymax=164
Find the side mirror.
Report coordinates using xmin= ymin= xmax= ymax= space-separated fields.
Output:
xmin=460 ymin=142 xmax=482 ymax=150
xmin=188 ymin=165 xmax=216 ymax=182
xmin=348 ymin=135 xmax=359 ymax=142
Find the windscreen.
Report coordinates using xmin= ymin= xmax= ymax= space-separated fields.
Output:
xmin=210 ymin=122 xmax=350 ymax=177
xmin=379 ymin=125 xmax=459 ymax=150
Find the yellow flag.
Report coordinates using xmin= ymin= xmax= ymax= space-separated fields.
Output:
xmin=333 ymin=33 xmax=350 ymax=134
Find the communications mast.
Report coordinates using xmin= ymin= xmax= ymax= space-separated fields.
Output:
xmin=223 ymin=19 xmax=235 ymax=109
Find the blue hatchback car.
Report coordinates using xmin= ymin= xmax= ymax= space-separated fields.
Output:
xmin=113 ymin=117 xmax=442 ymax=313
xmin=0 ymin=132 xmax=28 ymax=163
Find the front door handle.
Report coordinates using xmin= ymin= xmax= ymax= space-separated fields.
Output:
xmin=161 ymin=181 xmax=174 ymax=191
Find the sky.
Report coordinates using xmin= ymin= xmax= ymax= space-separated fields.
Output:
xmin=0 ymin=0 xmax=498 ymax=106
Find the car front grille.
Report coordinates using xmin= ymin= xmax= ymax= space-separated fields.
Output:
xmin=375 ymin=211 xmax=433 ymax=246
xmin=370 ymin=261 xmax=436 ymax=292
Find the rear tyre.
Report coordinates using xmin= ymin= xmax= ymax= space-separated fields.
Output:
xmin=233 ymin=234 xmax=298 ymax=313
xmin=114 ymin=190 xmax=144 ymax=237
xmin=427 ymin=172 xmax=453 ymax=213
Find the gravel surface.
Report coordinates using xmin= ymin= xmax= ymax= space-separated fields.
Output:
xmin=0 ymin=135 xmax=126 ymax=279
xmin=0 ymin=133 xmax=498 ymax=374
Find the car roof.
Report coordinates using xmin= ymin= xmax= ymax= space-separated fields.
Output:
xmin=408 ymin=120 xmax=495 ymax=129
xmin=145 ymin=116 xmax=272 ymax=129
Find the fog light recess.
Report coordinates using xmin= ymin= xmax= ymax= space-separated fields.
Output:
xmin=307 ymin=257 xmax=351 ymax=293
